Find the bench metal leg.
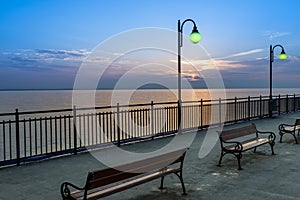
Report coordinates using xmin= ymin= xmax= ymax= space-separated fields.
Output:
xmin=217 ymin=152 xmax=225 ymax=167
xmin=292 ymin=133 xmax=299 ymax=144
xmin=279 ymin=132 xmax=283 ymax=143
xmin=269 ymin=142 xmax=275 ymax=155
xmin=253 ymin=147 xmax=257 ymax=153
xmin=279 ymin=131 xmax=299 ymax=144
xmin=174 ymin=172 xmax=187 ymax=195
xmin=159 ymin=176 xmax=165 ymax=190
xmin=235 ymin=153 xmax=243 ymax=170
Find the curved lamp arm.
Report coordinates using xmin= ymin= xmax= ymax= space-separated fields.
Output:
xmin=178 ymin=19 xmax=201 ymax=47
xmin=271 ymin=44 xmax=287 ymax=62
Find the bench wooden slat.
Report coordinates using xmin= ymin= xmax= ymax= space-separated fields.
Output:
xmin=282 ymin=125 xmax=300 ymax=132
xmin=88 ymin=149 xmax=186 ymax=189
xmin=72 ymin=168 xmax=180 ymax=200
xmin=220 ymin=124 xmax=257 ymax=141
xmin=225 ymin=138 xmax=269 ymax=151
xmin=61 ymin=148 xmax=187 ymax=199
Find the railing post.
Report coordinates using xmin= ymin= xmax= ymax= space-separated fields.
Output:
xmin=117 ymin=103 xmax=121 ymax=147
xmin=278 ymin=95 xmax=281 ymax=115
xmin=73 ymin=105 xmax=77 ymax=155
xmin=248 ymin=96 xmax=251 ymax=121
xmin=178 ymin=100 xmax=181 ymax=133
xmin=219 ymin=98 xmax=222 ymax=125
xmin=15 ymin=109 xmax=20 ymax=166
xmin=234 ymin=97 xmax=237 ymax=123
xmin=200 ymin=99 xmax=203 ymax=130
xmin=259 ymin=95 xmax=262 ymax=118
xmin=294 ymin=94 xmax=296 ymax=112
xmin=286 ymin=94 xmax=289 ymax=114
xmin=151 ymin=101 xmax=154 ymax=139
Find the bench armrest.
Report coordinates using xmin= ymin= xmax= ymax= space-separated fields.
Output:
xmin=279 ymin=124 xmax=296 ymax=131
xmin=257 ymin=131 xmax=276 ymax=142
xmin=61 ymin=181 xmax=85 ymax=199
xmin=222 ymin=140 xmax=243 ymax=151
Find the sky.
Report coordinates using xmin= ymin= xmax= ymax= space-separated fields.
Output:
xmin=0 ymin=0 xmax=300 ymax=90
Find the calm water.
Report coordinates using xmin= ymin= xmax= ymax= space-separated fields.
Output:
xmin=1 ymin=88 xmax=300 ymax=113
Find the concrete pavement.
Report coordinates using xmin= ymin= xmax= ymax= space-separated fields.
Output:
xmin=0 ymin=112 xmax=300 ymax=200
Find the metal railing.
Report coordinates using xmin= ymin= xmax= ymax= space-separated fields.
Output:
xmin=1 ymin=94 xmax=300 ymax=167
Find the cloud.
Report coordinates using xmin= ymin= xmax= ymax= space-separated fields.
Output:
xmin=0 ymin=49 xmax=87 ymax=72
xmin=3 ymin=49 xmax=90 ymax=62
xmin=218 ymin=49 xmax=265 ymax=59
xmin=34 ymin=49 xmax=90 ymax=60
xmin=263 ymin=31 xmax=291 ymax=41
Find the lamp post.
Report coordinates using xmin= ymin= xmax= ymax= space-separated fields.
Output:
xmin=178 ymin=19 xmax=202 ymax=133
xmin=269 ymin=44 xmax=287 ymax=117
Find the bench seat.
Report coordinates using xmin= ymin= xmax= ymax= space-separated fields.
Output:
xmin=217 ymin=123 xmax=275 ymax=170
xmin=71 ymin=167 xmax=180 ymax=200
xmin=225 ymin=138 xmax=270 ymax=152
xmin=61 ymin=148 xmax=187 ymax=200
xmin=279 ymin=119 xmax=300 ymax=144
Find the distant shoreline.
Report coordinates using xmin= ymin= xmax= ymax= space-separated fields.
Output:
xmin=1 ymin=87 xmax=300 ymax=91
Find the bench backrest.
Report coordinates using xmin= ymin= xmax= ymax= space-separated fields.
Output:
xmin=86 ymin=148 xmax=187 ymax=190
xmin=218 ymin=123 xmax=257 ymax=141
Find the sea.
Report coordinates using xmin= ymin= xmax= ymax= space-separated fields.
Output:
xmin=1 ymin=88 xmax=300 ymax=113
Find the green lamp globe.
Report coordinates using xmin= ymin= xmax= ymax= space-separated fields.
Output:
xmin=279 ymin=53 xmax=287 ymax=60
xmin=189 ymin=27 xmax=202 ymax=44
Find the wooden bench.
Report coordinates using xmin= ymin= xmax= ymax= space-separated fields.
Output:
xmin=61 ymin=148 xmax=187 ymax=200
xmin=217 ymin=124 xmax=276 ymax=170
xmin=279 ymin=119 xmax=300 ymax=144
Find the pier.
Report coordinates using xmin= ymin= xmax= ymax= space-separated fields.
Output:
xmin=0 ymin=112 xmax=300 ymax=199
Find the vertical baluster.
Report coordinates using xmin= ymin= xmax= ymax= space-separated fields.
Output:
xmin=151 ymin=101 xmax=154 ymax=138
xmin=63 ymin=115 xmax=67 ymax=150
xmin=117 ymin=103 xmax=120 ymax=147
xmin=78 ymin=114 xmax=82 ymax=147
xmin=23 ymin=119 xmax=26 ymax=158
xmin=248 ymin=96 xmax=251 ymax=121
xmin=82 ymin=114 xmax=86 ymax=146
xmin=34 ymin=118 xmax=38 ymax=155
xmin=200 ymin=99 xmax=203 ymax=129
xmin=59 ymin=116 xmax=62 ymax=151
xmin=87 ymin=113 xmax=90 ymax=145
xmin=54 ymin=117 xmax=58 ymax=152
xmin=45 ymin=117 xmax=48 ymax=154
xmin=286 ymin=94 xmax=289 ymax=113
xmin=106 ymin=111 xmax=110 ymax=143
xmin=278 ymin=95 xmax=281 ymax=115
xmin=95 ymin=113 xmax=98 ymax=145
xmin=124 ymin=110 xmax=127 ymax=140
xmin=50 ymin=117 xmax=53 ymax=153
xmin=68 ymin=114 xmax=71 ymax=150
xmin=73 ymin=106 xmax=77 ymax=154
xmin=259 ymin=96 xmax=262 ymax=118
xmin=9 ymin=120 xmax=12 ymax=160
xmin=92 ymin=113 xmax=95 ymax=146
xmin=234 ymin=97 xmax=237 ymax=123
xmin=15 ymin=109 xmax=20 ymax=165
xmin=3 ymin=120 xmax=6 ymax=161
xmin=101 ymin=113 xmax=104 ymax=143
xmin=39 ymin=117 xmax=43 ymax=155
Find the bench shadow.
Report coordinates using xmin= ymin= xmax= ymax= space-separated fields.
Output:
xmin=219 ymin=148 xmax=274 ymax=169
xmin=127 ymin=190 xmax=188 ymax=200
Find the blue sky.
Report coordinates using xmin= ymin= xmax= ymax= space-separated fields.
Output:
xmin=0 ymin=0 xmax=300 ymax=89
